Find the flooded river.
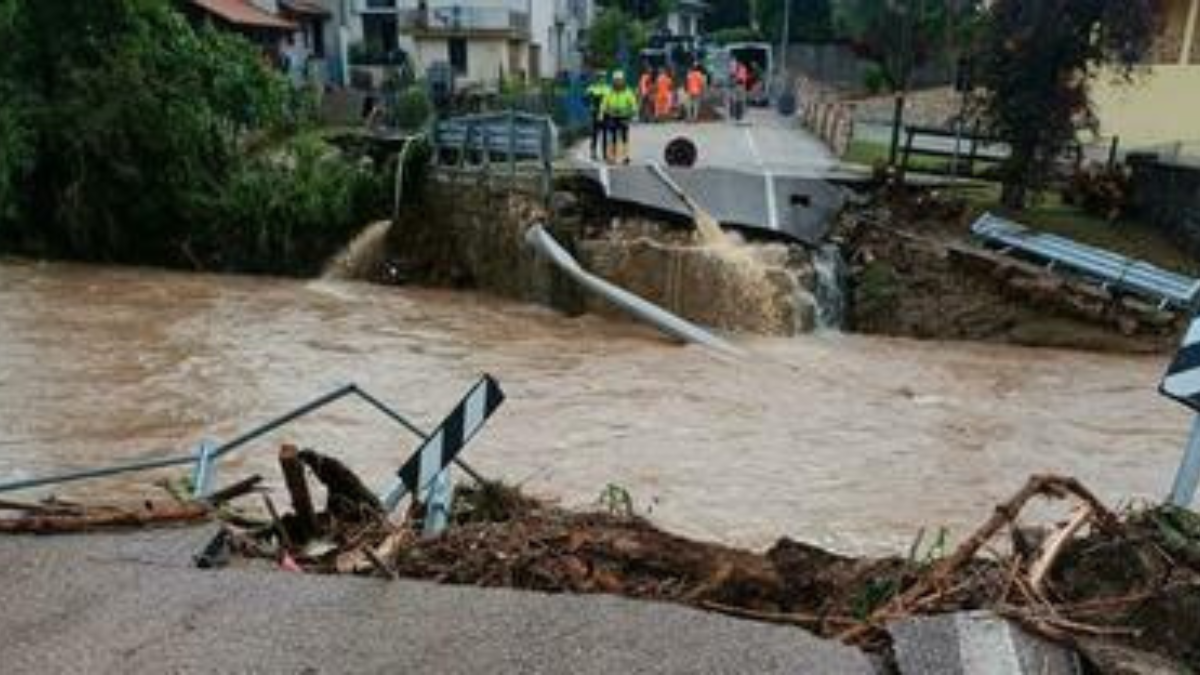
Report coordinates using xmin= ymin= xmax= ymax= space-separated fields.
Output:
xmin=0 ymin=259 xmax=1190 ymax=554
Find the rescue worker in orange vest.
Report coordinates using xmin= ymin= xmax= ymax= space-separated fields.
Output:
xmin=601 ymin=71 xmax=639 ymax=164
xmin=654 ymin=68 xmax=674 ymax=121
xmin=638 ymin=69 xmax=654 ymax=122
xmin=685 ymin=64 xmax=706 ymax=123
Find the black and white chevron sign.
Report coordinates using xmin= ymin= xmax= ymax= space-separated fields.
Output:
xmin=381 ymin=375 xmax=505 ymax=511
xmin=1162 ymin=318 xmax=1200 ymax=412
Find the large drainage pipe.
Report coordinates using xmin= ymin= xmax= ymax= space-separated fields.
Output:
xmin=525 ymin=224 xmax=742 ymax=357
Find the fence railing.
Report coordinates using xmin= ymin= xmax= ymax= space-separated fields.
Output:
xmin=0 ymin=383 xmax=456 ymax=498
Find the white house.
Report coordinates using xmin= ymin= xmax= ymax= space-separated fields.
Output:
xmin=319 ymin=0 xmax=594 ymax=89
xmin=663 ymin=0 xmax=707 ymax=38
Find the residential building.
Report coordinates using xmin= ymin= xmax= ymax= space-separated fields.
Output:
xmin=399 ymin=0 xmax=534 ymax=88
xmin=662 ymin=0 xmax=707 ymax=38
xmin=1092 ymin=0 xmax=1200 ymax=148
xmin=322 ymin=1 xmax=542 ymax=91
xmin=529 ymin=0 xmax=595 ymax=77
xmin=182 ymin=0 xmax=331 ymax=83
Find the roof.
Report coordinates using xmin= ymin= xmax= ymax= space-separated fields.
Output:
xmin=279 ymin=0 xmax=330 ymax=17
xmin=189 ymin=0 xmax=298 ymax=31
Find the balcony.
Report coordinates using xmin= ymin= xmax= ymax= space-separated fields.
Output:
xmin=400 ymin=5 xmax=531 ymax=40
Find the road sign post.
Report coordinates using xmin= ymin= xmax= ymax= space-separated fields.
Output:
xmin=1170 ymin=417 xmax=1200 ymax=507
xmin=1160 ymin=317 xmax=1200 ymax=506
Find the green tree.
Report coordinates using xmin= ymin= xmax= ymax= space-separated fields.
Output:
xmin=0 ymin=0 xmax=292 ymax=260
xmin=0 ymin=0 xmax=31 ymax=227
xmin=835 ymin=0 xmax=977 ymax=165
xmin=706 ymin=0 xmax=753 ymax=32
xmin=758 ymin=0 xmax=835 ymax=43
xmin=596 ymin=0 xmax=670 ymax=22
xmin=975 ymin=0 xmax=1157 ymax=209
xmin=588 ymin=7 xmax=649 ymax=71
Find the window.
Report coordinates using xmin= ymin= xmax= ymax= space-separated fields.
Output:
xmin=449 ymin=37 xmax=468 ymax=75
xmin=364 ymin=14 xmax=399 ymax=55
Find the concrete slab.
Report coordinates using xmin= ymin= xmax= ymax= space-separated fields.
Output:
xmin=572 ymin=110 xmax=847 ymax=244
xmin=582 ymin=164 xmax=844 ymax=245
xmin=0 ymin=530 xmax=878 ymax=674
xmin=623 ymin=110 xmax=837 ymax=177
xmin=890 ymin=611 xmax=1082 ymax=675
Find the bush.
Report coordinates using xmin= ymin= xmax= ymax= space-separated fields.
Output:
xmin=198 ymin=137 xmax=387 ymax=275
xmin=0 ymin=0 xmax=389 ymax=274
xmin=707 ymin=27 xmax=765 ymax=45
xmin=587 ymin=8 xmax=647 ymax=70
xmin=392 ymin=86 xmax=433 ymax=130
xmin=862 ymin=65 xmax=888 ymax=95
xmin=1061 ymin=164 xmax=1132 ymax=223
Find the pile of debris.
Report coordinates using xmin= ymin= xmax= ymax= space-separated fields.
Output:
xmin=3 ymin=451 xmax=1199 ymax=672
xmin=838 ymin=195 xmax=1185 ymax=352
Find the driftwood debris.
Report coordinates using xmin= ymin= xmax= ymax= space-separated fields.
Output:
xmin=204 ymin=474 xmax=263 ymax=507
xmin=279 ymin=445 xmax=317 ymax=538
xmin=298 ymin=448 xmax=383 ymax=521
xmin=0 ymin=500 xmax=210 ymax=534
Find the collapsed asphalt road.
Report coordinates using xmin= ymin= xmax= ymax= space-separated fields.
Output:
xmin=0 ymin=528 xmax=877 ymax=674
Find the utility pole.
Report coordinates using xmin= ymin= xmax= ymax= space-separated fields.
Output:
xmin=780 ymin=0 xmax=792 ymax=75
xmin=887 ymin=0 xmax=917 ymax=169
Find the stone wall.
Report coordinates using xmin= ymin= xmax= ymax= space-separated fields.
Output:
xmin=577 ymin=221 xmax=819 ymax=336
xmin=386 ymin=176 xmax=584 ymax=313
xmin=1130 ymin=157 xmax=1200 ymax=259
xmin=386 ymin=173 xmax=824 ymax=336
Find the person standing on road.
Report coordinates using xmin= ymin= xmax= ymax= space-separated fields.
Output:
xmin=586 ymin=72 xmax=611 ymax=161
xmin=685 ymin=64 xmax=706 ymax=123
xmin=601 ymin=71 xmax=638 ymax=165
xmin=729 ymin=59 xmax=749 ymax=122
xmin=638 ymin=69 xmax=654 ymax=122
xmin=654 ymin=68 xmax=674 ymax=121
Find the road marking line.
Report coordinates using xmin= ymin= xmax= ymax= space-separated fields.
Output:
xmin=764 ymin=172 xmax=779 ymax=231
xmin=743 ymin=126 xmax=764 ymax=168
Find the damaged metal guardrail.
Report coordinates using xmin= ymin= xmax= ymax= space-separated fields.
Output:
xmin=525 ymin=223 xmax=742 ymax=357
xmin=433 ymin=111 xmax=556 ymax=198
xmin=0 ymin=380 xmax=504 ymax=532
xmin=972 ymin=212 xmax=1200 ymax=311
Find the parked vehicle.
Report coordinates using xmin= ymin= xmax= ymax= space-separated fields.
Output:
xmin=724 ymin=42 xmax=773 ymax=106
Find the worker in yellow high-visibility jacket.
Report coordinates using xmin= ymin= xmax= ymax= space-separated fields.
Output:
xmin=601 ymin=71 xmax=639 ymax=165
xmin=585 ymin=72 xmax=611 ymax=161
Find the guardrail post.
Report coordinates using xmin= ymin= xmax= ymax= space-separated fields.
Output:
xmin=541 ymin=118 xmax=553 ymax=203
xmin=422 ymin=468 xmax=454 ymax=537
xmin=480 ymin=124 xmax=491 ymax=185
xmin=507 ymin=110 xmax=518 ymax=183
xmin=191 ymin=439 xmax=218 ymax=499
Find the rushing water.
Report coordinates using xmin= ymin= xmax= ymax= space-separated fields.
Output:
xmin=0 ymin=260 xmax=1190 ymax=554
xmin=812 ymin=243 xmax=847 ymax=331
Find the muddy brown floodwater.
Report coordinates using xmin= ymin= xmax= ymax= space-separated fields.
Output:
xmin=0 ymin=260 xmax=1191 ymax=554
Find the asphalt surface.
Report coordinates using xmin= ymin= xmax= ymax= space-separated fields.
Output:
xmin=625 ymin=109 xmax=837 ymax=176
xmin=0 ymin=528 xmax=878 ymax=674
xmin=576 ymin=108 xmax=837 ymax=177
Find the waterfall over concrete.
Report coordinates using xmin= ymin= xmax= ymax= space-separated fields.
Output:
xmin=321 ymin=220 xmax=393 ymax=281
xmin=813 ymin=243 xmax=846 ymax=331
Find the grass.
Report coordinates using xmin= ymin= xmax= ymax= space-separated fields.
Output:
xmin=843 ymin=135 xmax=1198 ymax=274
xmin=843 ymin=138 xmax=975 ymax=174
xmin=954 ymin=184 xmax=1199 ymax=275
